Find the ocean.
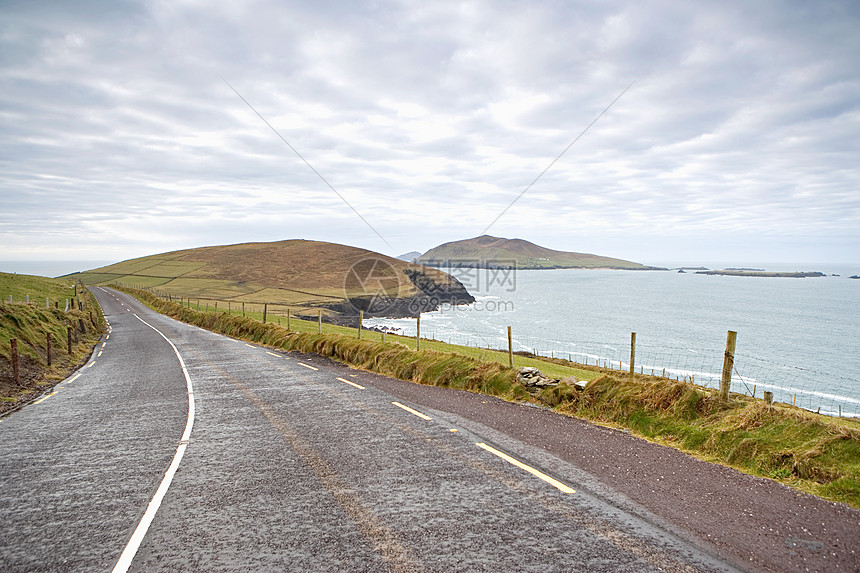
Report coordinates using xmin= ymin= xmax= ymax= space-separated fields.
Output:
xmin=0 ymin=261 xmax=114 ymax=278
xmin=366 ymin=264 xmax=860 ymax=417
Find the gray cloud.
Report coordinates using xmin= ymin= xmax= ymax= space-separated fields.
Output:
xmin=1 ymin=0 xmax=858 ymax=265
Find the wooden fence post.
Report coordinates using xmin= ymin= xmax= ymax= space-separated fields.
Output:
xmin=629 ymin=332 xmax=636 ymax=375
xmin=358 ymin=310 xmax=363 ymax=339
xmin=416 ymin=316 xmax=421 ymax=350
xmin=286 ymin=309 xmax=291 ymax=331
xmin=262 ymin=303 xmax=267 ymax=324
xmin=11 ymin=338 xmax=19 ymax=384
xmin=720 ymin=330 xmax=737 ymax=401
xmin=763 ymin=391 xmax=773 ymax=405
xmin=46 ymin=332 xmax=52 ymax=366
xmin=318 ymin=310 xmax=322 ymax=334
xmin=507 ymin=326 xmax=513 ymax=368
xmin=242 ymin=302 xmax=245 ymax=317
xmin=67 ymin=326 xmax=72 ymax=354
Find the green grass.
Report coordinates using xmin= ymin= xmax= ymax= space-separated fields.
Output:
xmin=1 ymin=272 xmax=106 ymax=408
xmin=552 ymin=375 xmax=860 ymax=508
xmin=169 ymin=294 xmax=596 ymax=381
xmin=1 ymin=272 xmax=77 ymax=306
xmin=118 ymin=285 xmax=860 ymax=510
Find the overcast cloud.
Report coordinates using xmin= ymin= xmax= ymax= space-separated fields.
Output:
xmin=1 ymin=0 xmax=858 ymax=266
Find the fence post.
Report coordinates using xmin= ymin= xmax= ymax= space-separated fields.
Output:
xmin=46 ymin=332 xmax=52 ymax=366
xmin=358 ymin=310 xmax=363 ymax=339
xmin=720 ymin=330 xmax=737 ymax=401
xmin=507 ymin=326 xmax=513 ymax=368
xmin=262 ymin=303 xmax=267 ymax=324
xmin=629 ymin=332 xmax=636 ymax=375
xmin=287 ymin=309 xmax=291 ymax=331
xmin=416 ymin=315 xmax=421 ymax=350
xmin=763 ymin=391 xmax=773 ymax=405
xmin=11 ymin=338 xmax=19 ymax=384
xmin=67 ymin=326 xmax=72 ymax=354
xmin=242 ymin=302 xmax=245 ymax=317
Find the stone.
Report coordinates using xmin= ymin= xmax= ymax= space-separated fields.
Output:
xmin=517 ymin=367 xmax=560 ymax=391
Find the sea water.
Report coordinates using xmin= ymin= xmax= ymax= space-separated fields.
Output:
xmin=367 ymin=264 xmax=860 ymax=417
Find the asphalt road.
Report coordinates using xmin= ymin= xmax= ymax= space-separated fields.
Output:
xmin=0 ymin=287 xmax=849 ymax=572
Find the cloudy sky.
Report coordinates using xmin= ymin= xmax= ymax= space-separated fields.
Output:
xmin=1 ymin=0 xmax=858 ymax=268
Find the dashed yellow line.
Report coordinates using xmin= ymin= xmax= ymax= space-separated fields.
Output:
xmin=67 ymin=373 xmax=81 ymax=384
xmin=476 ymin=442 xmax=576 ymax=494
xmin=86 ymin=361 xmax=96 ymax=368
xmin=298 ymin=362 xmax=318 ymax=371
xmin=337 ymin=377 xmax=365 ymax=389
xmin=32 ymin=392 xmax=56 ymax=405
xmin=245 ymin=344 xmax=256 ymax=348
xmin=266 ymin=351 xmax=281 ymax=357
xmin=97 ymin=350 xmax=103 ymax=357
xmin=392 ymin=401 xmax=432 ymax=421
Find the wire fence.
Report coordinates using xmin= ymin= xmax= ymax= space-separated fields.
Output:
xmin=371 ymin=321 xmax=859 ymax=420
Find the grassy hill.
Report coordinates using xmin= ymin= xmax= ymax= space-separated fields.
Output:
xmin=418 ymin=235 xmax=655 ymax=269
xmin=68 ymin=239 xmax=474 ymax=320
xmin=0 ymin=273 xmax=104 ymax=412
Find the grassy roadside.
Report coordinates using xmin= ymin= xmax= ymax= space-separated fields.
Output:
xmin=0 ymin=273 xmax=106 ymax=413
xmin=119 ymin=286 xmax=860 ymax=509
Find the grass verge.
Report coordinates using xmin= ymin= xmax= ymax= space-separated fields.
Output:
xmin=120 ymin=286 xmax=860 ymax=509
xmin=1 ymin=273 xmax=106 ymax=413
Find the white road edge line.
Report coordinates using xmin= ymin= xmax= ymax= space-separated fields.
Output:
xmin=392 ymin=401 xmax=432 ymax=420
xmin=336 ymin=377 xmax=365 ymax=389
xmin=112 ymin=314 xmax=195 ymax=573
xmin=475 ymin=442 xmax=576 ymax=494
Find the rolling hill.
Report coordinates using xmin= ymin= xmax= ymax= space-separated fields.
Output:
xmin=68 ymin=240 xmax=474 ymax=319
xmin=418 ymin=235 xmax=656 ymax=269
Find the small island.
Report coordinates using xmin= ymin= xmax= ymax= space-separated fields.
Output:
xmin=695 ymin=270 xmax=826 ymax=278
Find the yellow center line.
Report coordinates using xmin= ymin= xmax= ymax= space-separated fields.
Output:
xmin=245 ymin=344 xmax=256 ymax=348
xmin=298 ymin=362 xmax=318 ymax=371
xmin=67 ymin=373 xmax=81 ymax=384
xmin=97 ymin=350 xmax=103 ymax=357
xmin=392 ymin=401 xmax=432 ymax=421
xmin=86 ymin=361 xmax=96 ymax=368
xmin=337 ymin=377 xmax=365 ymax=389
xmin=475 ymin=442 xmax=576 ymax=494
xmin=102 ymin=341 xmax=107 ymax=348
xmin=32 ymin=392 xmax=56 ymax=405
xmin=265 ymin=351 xmax=281 ymax=357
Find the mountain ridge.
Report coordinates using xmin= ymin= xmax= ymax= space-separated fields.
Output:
xmin=418 ymin=235 xmax=659 ymax=270
xmin=68 ymin=239 xmax=475 ymax=319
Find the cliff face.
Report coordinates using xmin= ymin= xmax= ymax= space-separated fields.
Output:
xmin=323 ymin=267 xmax=476 ymax=322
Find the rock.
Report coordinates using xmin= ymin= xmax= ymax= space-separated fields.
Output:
xmin=561 ymin=376 xmax=588 ymax=390
xmin=517 ymin=367 xmax=560 ymax=391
